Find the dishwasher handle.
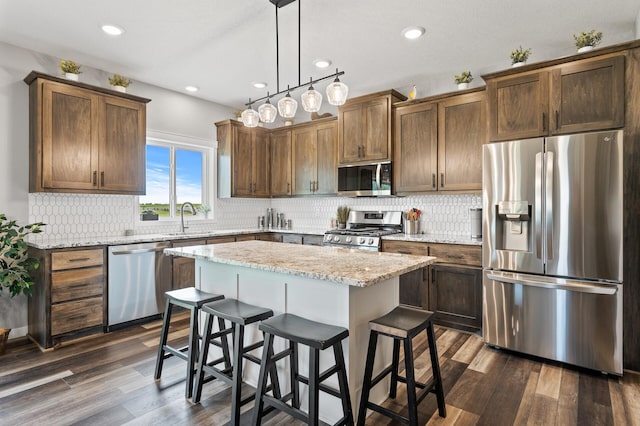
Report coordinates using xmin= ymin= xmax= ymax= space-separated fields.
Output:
xmin=486 ymin=272 xmax=618 ymax=295
xmin=111 ymin=243 xmax=170 ymax=255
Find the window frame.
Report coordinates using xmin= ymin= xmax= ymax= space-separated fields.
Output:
xmin=139 ymin=132 xmax=212 ymax=222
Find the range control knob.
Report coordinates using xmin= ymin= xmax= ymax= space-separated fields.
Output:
xmin=358 ymin=237 xmax=366 ymax=244
xmin=333 ymin=236 xmax=341 ymax=242
xmin=368 ymin=238 xmax=375 ymax=245
xmin=346 ymin=236 xmax=352 ymax=243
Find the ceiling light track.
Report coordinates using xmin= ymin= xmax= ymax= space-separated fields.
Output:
xmin=241 ymin=0 xmax=349 ymax=127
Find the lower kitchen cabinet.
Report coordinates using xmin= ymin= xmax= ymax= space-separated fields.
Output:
xmin=381 ymin=239 xmax=483 ymax=331
xmin=28 ymin=247 xmax=106 ymax=349
xmin=171 ymin=239 xmax=206 ymax=289
xmin=429 ymin=264 xmax=482 ymax=330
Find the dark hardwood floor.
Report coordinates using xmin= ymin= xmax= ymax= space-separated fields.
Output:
xmin=1 ymin=312 xmax=639 ymax=425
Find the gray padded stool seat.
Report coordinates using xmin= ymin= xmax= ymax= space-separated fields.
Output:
xmin=154 ymin=287 xmax=225 ymax=399
xmin=252 ymin=313 xmax=354 ymax=426
xmin=192 ymin=298 xmax=277 ymax=426
xmin=357 ymin=306 xmax=446 ymax=426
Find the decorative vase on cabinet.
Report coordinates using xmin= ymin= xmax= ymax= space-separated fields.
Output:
xmin=65 ymin=72 xmax=79 ymax=81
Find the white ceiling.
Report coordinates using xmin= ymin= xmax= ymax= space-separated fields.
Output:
xmin=1 ymin=0 xmax=639 ymax=113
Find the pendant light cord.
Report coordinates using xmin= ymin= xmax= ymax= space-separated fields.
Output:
xmin=275 ymin=5 xmax=280 ymax=94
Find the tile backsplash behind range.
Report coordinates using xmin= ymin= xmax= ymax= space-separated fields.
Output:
xmin=28 ymin=192 xmax=480 ymax=243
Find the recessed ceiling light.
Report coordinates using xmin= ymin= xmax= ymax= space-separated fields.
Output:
xmin=253 ymin=82 xmax=267 ymax=89
xmin=185 ymin=86 xmax=199 ymax=92
xmin=101 ymin=24 xmax=125 ymax=36
xmin=313 ymin=59 xmax=332 ymax=69
xmin=401 ymin=26 xmax=425 ymax=40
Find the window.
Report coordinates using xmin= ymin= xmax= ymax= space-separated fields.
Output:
xmin=139 ymin=137 xmax=210 ymax=220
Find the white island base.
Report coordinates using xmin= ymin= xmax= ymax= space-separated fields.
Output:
xmin=195 ymin=260 xmax=398 ymax=424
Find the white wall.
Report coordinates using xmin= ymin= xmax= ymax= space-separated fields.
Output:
xmin=637 ymin=7 xmax=640 ymax=39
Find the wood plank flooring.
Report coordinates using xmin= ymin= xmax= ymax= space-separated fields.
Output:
xmin=1 ymin=313 xmax=639 ymax=425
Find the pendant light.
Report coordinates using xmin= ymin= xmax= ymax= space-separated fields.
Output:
xmin=241 ymin=0 xmax=348 ymax=127
xmin=301 ymin=77 xmax=322 ymax=112
xmin=241 ymin=99 xmax=260 ymax=127
xmin=277 ymin=86 xmax=298 ymax=118
xmin=326 ymin=68 xmax=349 ymax=106
xmin=258 ymin=93 xmax=278 ymax=123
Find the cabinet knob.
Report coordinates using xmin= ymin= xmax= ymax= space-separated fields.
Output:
xmin=93 ymin=171 xmax=97 ymax=186
xmin=542 ymin=112 xmax=547 ymax=132
xmin=101 ymin=171 xmax=104 ymax=186
xmin=555 ymin=110 xmax=560 ymax=131
xmin=432 ymin=174 xmax=436 ymax=188
xmin=440 ymin=173 xmax=444 ymax=188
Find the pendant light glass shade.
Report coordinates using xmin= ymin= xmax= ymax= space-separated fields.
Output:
xmin=301 ymin=78 xmax=322 ymax=112
xmin=326 ymin=75 xmax=349 ymax=106
xmin=278 ymin=89 xmax=298 ymax=118
xmin=258 ymin=96 xmax=278 ymax=123
xmin=241 ymin=100 xmax=260 ymax=127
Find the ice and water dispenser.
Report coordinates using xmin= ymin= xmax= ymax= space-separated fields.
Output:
xmin=495 ymin=200 xmax=531 ymax=252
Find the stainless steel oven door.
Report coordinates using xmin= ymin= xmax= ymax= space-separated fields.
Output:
xmin=483 ymin=270 xmax=622 ymax=375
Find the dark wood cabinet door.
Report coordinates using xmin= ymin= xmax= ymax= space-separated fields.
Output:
xmin=315 ymin=121 xmax=337 ymax=195
xmin=488 ymin=72 xmax=549 ymax=141
xmin=270 ymin=130 xmax=292 ymax=196
xmin=172 ymin=257 xmax=196 ymax=290
xmin=232 ymin=126 xmax=253 ymax=196
xmin=362 ymin=98 xmax=390 ymax=161
xmin=429 ymin=264 xmax=482 ymax=330
xmin=338 ymin=103 xmax=363 ymax=164
xmin=99 ymin=96 xmax=146 ymax=194
xmin=252 ymin=129 xmax=270 ymax=197
xmin=41 ymin=81 xmax=99 ymax=191
xmin=394 ymin=102 xmax=438 ymax=193
xmin=399 ymin=267 xmax=428 ymax=309
xmin=292 ymin=126 xmax=317 ymax=195
xmin=438 ymin=92 xmax=485 ymax=191
xmin=550 ymin=55 xmax=625 ymax=134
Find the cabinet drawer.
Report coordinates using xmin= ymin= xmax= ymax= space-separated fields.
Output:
xmin=51 ymin=248 xmax=103 ymax=271
xmin=428 ymin=244 xmax=482 ymax=266
xmin=51 ymin=296 xmax=103 ymax=335
xmin=172 ymin=239 xmax=206 ymax=248
xmin=51 ymin=266 xmax=104 ymax=303
xmin=206 ymin=236 xmax=236 ymax=244
xmin=380 ymin=240 xmax=428 ymax=255
xmin=282 ymin=234 xmax=303 ymax=244
xmin=235 ymin=234 xmax=256 ymax=242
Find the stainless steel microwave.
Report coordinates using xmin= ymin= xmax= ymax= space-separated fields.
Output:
xmin=337 ymin=162 xmax=392 ymax=196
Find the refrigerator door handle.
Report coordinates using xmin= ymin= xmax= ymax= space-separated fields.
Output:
xmin=545 ymin=151 xmax=554 ymax=261
xmin=535 ymin=152 xmax=543 ymax=259
xmin=486 ymin=272 xmax=618 ymax=295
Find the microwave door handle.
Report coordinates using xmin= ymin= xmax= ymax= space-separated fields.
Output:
xmin=535 ymin=152 xmax=543 ymax=259
xmin=545 ymin=151 xmax=554 ymax=261
xmin=375 ymin=163 xmax=381 ymax=191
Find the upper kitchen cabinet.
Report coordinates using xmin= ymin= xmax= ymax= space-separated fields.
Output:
xmin=338 ymin=90 xmax=406 ymax=165
xmin=484 ymin=54 xmax=625 ymax=141
xmin=217 ymin=120 xmax=270 ymax=198
xmin=393 ymin=89 xmax=485 ymax=194
xmin=292 ymin=118 xmax=337 ymax=195
xmin=270 ymin=129 xmax=292 ymax=197
xmin=25 ymin=72 xmax=149 ymax=194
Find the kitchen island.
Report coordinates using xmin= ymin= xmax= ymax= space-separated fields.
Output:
xmin=165 ymin=240 xmax=436 ymax=423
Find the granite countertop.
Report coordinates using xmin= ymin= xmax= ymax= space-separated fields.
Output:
xmin=26 ymin=228 xmax=326 ymax=250
xmin=165 ymin=240 xmax=437 ymax=288
xmin=383 ymin=233 xmax=483 ymax=246
xmin=27 ymin=227 xmax=482 ymax=250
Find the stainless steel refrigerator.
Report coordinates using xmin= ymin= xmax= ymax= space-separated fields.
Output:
xmin=482 ymin=130 xmax=623 ymax=375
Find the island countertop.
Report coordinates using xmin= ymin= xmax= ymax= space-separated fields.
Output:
xmin=164 ymin=240 xmax=436 ymax=287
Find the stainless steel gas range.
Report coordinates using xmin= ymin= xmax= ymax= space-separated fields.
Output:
xmin=323 ymin=210 xmax=403 ymax=251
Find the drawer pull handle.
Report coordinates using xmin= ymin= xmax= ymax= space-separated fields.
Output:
xmin=68 ymin=257 xmax=91 ymax=262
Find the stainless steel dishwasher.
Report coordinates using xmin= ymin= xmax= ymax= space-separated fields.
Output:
xmin=107 ymin=241 xmax=172 ymax=329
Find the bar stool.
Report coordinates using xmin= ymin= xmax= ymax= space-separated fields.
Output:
xmin=154 ymin=287 xmax=225 ymax=399
xmin=252 ymin=313 xmax=354 ymax=426
xmin=192 ymin=298 xmax=278 ymax=425
xmin=357 ymin=306 xmax=446 ymax=426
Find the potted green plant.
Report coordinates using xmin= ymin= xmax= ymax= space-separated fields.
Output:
xmin=199 ymin=204 xmax=211 ymax=219
xmin=336 ymin=206 xmax=351 ymax=229
xmin=454 ymin=71 xmax=473 ymax=90
xmin=59 ymin=59 xmax=81 ymax=81
xmin=574 ymin=30 xmax=603 ymax=53
xmin=0 ymin=214 xmax=44 ymax=354
xmin=108 ymin=74 xmax=132 ymax=93
xmin=510 ymin=46 xmax=532 ymax=67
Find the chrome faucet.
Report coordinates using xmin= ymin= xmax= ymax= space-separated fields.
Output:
xmin=180 ymin=202 xmax=196 ymax=233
